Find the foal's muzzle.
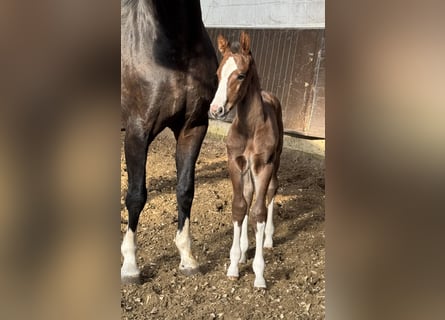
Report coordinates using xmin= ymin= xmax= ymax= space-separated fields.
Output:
xmin=209 ymin=104 xmax=227 ymax=119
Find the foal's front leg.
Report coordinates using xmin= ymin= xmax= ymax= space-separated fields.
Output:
xmin=227 ymin=157 xmax=248 ymax=279
xmin=264 ymin=174 xmax=278 ymax=248
xmin=239 ymin=171 xmax=254 ymax=263
xmin=251 ymin=160 xmax=274 ymax=288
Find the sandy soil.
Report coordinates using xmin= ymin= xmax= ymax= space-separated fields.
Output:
xmin=121 ymin=128 xmax=325 ymax=320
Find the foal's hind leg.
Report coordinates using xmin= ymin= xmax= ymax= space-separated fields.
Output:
xmin=264 ymin=173 xmax=278 ymax=248
xmin=173 ymin=124 xmax=207 ymax=275
xmin=121 ymin=130 xmax=149 ymax=283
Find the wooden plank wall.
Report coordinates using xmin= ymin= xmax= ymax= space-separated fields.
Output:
xmin=206 ymin=28 xmax=325 ymax=138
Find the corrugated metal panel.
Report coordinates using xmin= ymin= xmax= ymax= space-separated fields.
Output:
xmin=206 ymin=28 xmax=325 ymax=138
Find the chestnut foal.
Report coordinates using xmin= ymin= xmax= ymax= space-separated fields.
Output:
xmin=209 ymin=32 xmax=283 ymax=288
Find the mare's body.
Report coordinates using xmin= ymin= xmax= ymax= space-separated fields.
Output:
xmin=121 ymin=0 xmax=217 ymax=283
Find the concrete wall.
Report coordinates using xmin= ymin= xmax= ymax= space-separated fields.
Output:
xmin=201 ymin=0 xmax=325 ymax=29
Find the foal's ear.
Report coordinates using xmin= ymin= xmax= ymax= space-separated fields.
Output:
xmin=217 ymin=34 xmax=229 ymax=54
xmin=239 ymin=31 xmax=251 ymax=54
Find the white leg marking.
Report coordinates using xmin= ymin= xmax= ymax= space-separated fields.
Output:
xmin=175 ymin=218 xmax=199 ymax=271
xmin=239 ymin=215 xmax=249 ymax=263
xmin=210 ymin=57 xmax=237 ymax=109
xmin=253 ymin=222 xmax=266 ymax=288
xmin=121 ymin=228 xmax=140 ymax=279
xmin=227 ymin=221 xmax=241 ymax=278
xmin=264 ymin=198 xmax=275 ymax=248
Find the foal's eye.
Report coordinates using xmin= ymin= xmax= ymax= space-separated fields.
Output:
xmin=237 ymin=73 xmax=246 ymax=80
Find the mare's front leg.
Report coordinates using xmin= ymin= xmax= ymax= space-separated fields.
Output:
xmin=227 ymin=155 xmax=249 ymax=279
xmin=121 ymin=130 xmax=149 ymax=284
xmin=251 ymin=157 xmax=274 ymax=288
xmin=174 ymin=124 xmax=207 ymax=275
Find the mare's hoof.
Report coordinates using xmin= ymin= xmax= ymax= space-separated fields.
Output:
xmin=121 ymin=275 xmax=141 ymax=285
xmin=179 ymin=267 xmax=200 ymax=276
xmin=227 ymin=276 xmax=239 ymax=281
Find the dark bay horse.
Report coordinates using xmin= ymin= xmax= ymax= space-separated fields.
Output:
xmin=121 ymin=0 xmax=217 ymax=283
xmin=209 ymin=32 xmax=283 ymax=288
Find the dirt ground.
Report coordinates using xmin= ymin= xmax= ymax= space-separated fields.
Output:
xmin=121 ymin=128 xmax=325 ymax=320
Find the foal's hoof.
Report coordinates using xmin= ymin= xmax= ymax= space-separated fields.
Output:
xmin=227 ymin=276 xmax=239 ymax=281
xmin=179 ymin=266 xmax=200 ymax=276
xmin=254 ymin=278 xmax=267 ymax=289
xmin=121 ymin=275 xmax=142 ymax=285
xmin=263 ymin=241 xmax=274 ymax=249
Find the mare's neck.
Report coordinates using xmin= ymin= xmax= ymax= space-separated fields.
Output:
xmin=152 ymin=0 xmax=203 ymax=38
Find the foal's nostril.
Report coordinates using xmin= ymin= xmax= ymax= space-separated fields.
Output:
xmin=209 ymin=105 xmax=217 ymax=115
xmin=217 ymin=106 xmax=224 ymax=116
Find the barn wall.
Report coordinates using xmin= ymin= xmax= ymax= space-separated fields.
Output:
xmin=201 ymin=0 xmax=325 ymax=29
xmin=206 ymin=28 xmax=325 ymax=138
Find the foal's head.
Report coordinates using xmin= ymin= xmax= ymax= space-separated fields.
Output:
xmin=210 ymin=32 xmax=254 ymax=119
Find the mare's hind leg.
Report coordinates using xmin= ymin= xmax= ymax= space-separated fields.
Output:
xmin=173 ymin=124 xmax=207 ymax=275
xmin=121 ymin=130 xmax=149 ymax=283
xmin=264 ymin=173 xmax=278 ymax=248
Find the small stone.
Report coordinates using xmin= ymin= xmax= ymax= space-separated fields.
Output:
xmin=215 ymin=200 xmax=224 ymax=210
xmin=150 ymin=307 xmax=158 ymax=314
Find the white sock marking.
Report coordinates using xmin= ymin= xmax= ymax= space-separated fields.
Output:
xmin=121 ymin=228 xmax=140 ymax=278
xmin=253 ymin=222 xmax=266 ymax=288
xmin=210 ymin=57 xmax=237 ymax=109
xmin=239 ymin=215 xmax=249 ymax=263
xmin=264 ymin=198 xmax=275 ymax=248
xmin=227 ymin=221 xmax=241 ymax=278
xmin=175 ymin=218 xmax=198 ymax=270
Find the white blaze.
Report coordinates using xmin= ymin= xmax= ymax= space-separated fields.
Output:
xmin=211 ymin=57 xmax=238 ymax=109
